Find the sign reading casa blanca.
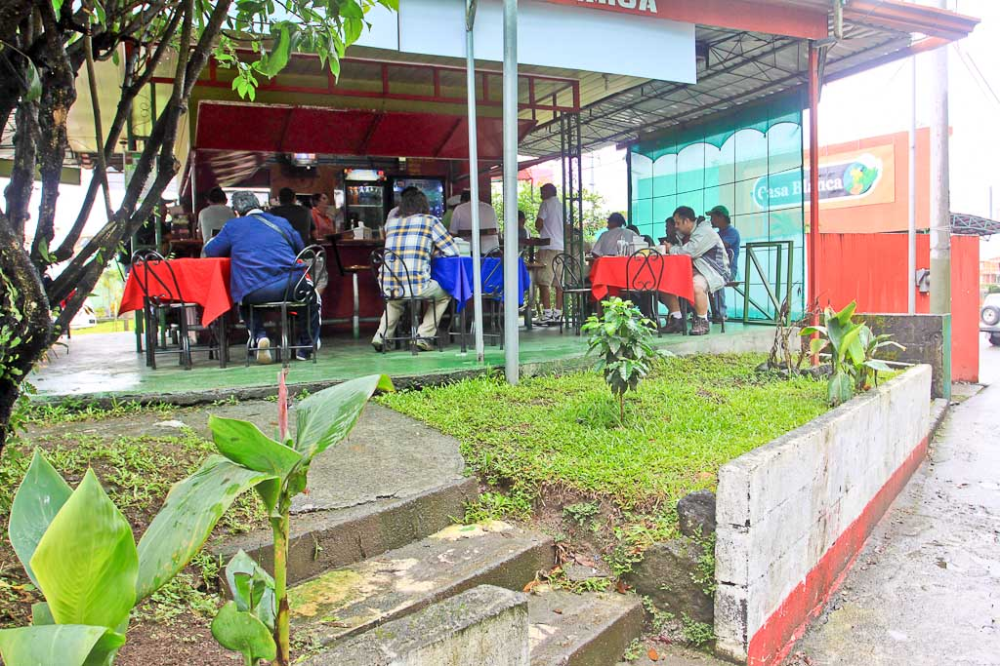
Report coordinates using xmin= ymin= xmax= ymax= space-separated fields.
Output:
xmin=753 ymin=153 xmax=887 ymax=210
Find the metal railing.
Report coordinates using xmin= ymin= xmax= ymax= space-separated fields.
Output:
xmin=730 ymin=240 xmax=796 ymax=326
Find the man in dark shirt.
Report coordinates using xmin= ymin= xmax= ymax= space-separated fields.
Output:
xmin=204 ymin=191 xmax=319 ymax=363
xmin=271 ymin=187 xmax=313 ymax=247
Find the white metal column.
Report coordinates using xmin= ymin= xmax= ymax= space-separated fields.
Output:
xmin=466 ymin=0 xmax=485 ymax=362
xmin=502 ymin=0 xmax=519 ymax=383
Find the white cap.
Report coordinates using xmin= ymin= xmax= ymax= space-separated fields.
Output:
xmin=446 ymin=195 xmax=462 ymax=207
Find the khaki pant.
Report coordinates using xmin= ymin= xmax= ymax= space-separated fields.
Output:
xmin=373 ymin=280 xmax=451 ymax=344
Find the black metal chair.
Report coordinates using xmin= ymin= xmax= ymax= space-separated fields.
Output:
xmin=130 ymin=249 xmax=225 ymax=369
xmin=478 ymin=248 xmax=506 ymax=348
xmin=371 ymin=248 xmax=446 ymax=355
xmin=625 ymin=247 xmax=664 ymax=337
xmin=709 ymin=247 xmax=740 ymax=334
xmin=244 ymin=245 xmax=324 ymax=367
xmin=553 ymin=252 xmax=591 ymax=336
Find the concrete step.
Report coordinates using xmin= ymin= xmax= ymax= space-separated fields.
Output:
xmin=215 ymin=403 xmax=479 ymax=586
xmin=529 ymin=587 xmax=644 ymax=666
xmin=220 ymin=476 xmax=478 ymax=587
xmin=302 ymin=585 xmax=530 ymax=666
xmin=289 ymin=520 xmax=555 ymax=651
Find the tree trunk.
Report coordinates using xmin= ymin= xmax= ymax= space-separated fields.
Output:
xmin=0 ymin=214 xmax=52 ymax=452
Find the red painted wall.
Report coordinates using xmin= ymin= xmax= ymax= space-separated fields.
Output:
xmin=812 ymin=233 xmax=979 ymax=382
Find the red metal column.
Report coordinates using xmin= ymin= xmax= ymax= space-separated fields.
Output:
xmin=808 ymin=43 xmax=821 ymax=363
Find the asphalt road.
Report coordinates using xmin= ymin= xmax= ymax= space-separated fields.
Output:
xmin=790 ymin=336 xmax=1000 ymax=665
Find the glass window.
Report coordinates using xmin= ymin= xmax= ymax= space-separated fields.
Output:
xmin=677 ymin=144 xmax=706 ymax=194
xmin=652 ymin=154 xmax=677 ymax=197
xmin=631 ymin=152 xmax=653 ymax=200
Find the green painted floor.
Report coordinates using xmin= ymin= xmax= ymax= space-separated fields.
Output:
xmin=31 ymin=323 xmax=774 ymax=399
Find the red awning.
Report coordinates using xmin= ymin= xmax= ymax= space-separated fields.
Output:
xmin=193 ymin=101 xmax=536 ymax=160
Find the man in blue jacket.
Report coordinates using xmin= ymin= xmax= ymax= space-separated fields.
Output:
xmin=204 ymin=191 xmax=320 ymax=363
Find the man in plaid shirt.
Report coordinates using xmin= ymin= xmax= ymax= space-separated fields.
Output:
xmin=372 ymin=187 xmax=459 ymax=352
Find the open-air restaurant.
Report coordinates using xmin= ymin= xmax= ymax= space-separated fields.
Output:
xmin=119 ymin=160 xmax=707 ymax=368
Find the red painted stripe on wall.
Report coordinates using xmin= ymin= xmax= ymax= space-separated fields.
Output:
xmin=746 ymin=436 xmax=931 ymax=666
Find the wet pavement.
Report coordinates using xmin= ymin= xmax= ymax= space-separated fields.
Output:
xmin=792 ymin=337 xmax=1000 ymax=666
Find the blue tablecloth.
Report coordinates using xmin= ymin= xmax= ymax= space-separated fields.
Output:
xmin=432 ymin=256 xmax=530 ymax=312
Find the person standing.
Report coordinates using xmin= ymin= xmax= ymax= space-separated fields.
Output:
xmin=449 ymin=190 xmax=500 ymax=254
xmin=534 ymin=183 xmax=564 ymax=325
xmin=271 ymin=187 xmax=313 ymax=247
xmin=198 ymin=187 xmax=234 ymax=244
xmin=204 ymin=191 xmax=320 ymax=362
xmin=372 ymin=188 xmax=459 ymax=352
xmin=517 ymin=210 xmax=529 ymax=240
xmin=592 ymin=213 xmax=637 ymax=257
xmin=311 ymin=192 xmax=336 ymax=239
xmin=660 ymin=206 xmax=730 ymax=336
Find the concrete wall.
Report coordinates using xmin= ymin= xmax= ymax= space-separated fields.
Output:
xmin=714 ymin=365 xmax=932 ymax=665
xmin=814 ymin=233 xmax=978 ymax=383
xmin=305 ymin=585 xmax=529 ymax=666
xmin=865 ymin=314 xmax=950 ymax=399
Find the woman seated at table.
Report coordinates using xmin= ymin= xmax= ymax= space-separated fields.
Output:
xmin=204 ymin=191 xmax=320 ymax=363
xmin=372 ymin=187 xmax=460 ymax=352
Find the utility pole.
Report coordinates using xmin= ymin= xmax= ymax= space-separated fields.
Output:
xmin=929 ymin=0 xmax=951 ymax=317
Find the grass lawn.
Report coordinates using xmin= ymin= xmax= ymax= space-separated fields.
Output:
xmin=70 ymin=318 xmax=133 ymax=335
xmin=379 ymin=353 xmax=830 ymax=571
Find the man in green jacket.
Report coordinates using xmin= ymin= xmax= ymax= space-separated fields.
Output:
xmin=661 ymin=206 xmax=730 ymax=336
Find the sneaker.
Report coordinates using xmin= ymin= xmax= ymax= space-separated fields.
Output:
xmin=294 ymin=351 xmax=311 ymax=361
xmin=690 ymin=318 xmax=710 ymax=336
xmin=371 ymin=336 xmax=384 ymax=352
xmin=660 ymin=317 xmax=685 ymax=335
xmin=534 ymin=310 xmax=553 ymax=326
xmin=415 ymin=340 xmax=435 ymax=352
xmin=256 ymin=337 xmax=272 ymax=364
xmin=547 ymin=309 xmax=563 ymax=326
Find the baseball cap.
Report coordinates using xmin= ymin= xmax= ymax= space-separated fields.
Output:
xmin=707 ymin=205 xmax=730 ymax=218
xmin=446 ymin=195 xmax=462 ymax=207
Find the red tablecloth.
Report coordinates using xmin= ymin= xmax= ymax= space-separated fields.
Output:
xmin=590 ymin=255 xmax=695 ymax=304
xmin=120 ymin=258 xmax=233 ymax=326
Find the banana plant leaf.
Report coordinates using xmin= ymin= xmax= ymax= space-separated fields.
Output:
xmin=225 ymin=550 xmax=276 ymax=631
xmin=0 ymin=625 xmax=125 ymax=666
xmin=294 ymin=375 xmax=393 ymax=463
xmin=8 ymin=450 xmax=73 ymax=588
xmin=135 ymin=456 xmax=275 ymax=602
xmin=30 ymin=470 xmax=137 ymax=630
xmin=211 ymin=601 xmax=276 ymax=665
xmin=208 ymin=416 xmax=303 ymax=477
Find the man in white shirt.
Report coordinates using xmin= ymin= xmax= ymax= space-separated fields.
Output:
xmin=591 ymin=213 xmax=637 ymax=257
xmin=449 ymin=190 xmax=500 ymax=254
xmin=534 ymin=183 xmax=564 ymax=325
xmin=198 ymin=187 xmax=235 ymax=244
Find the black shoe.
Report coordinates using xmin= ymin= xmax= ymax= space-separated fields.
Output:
xmin=690 ymin=318 xmax=710 ymax=336
xmin=660 ymin=318 xmax=685 ymax=334
xmin=371 ymin=338 xmax=384 ymax=352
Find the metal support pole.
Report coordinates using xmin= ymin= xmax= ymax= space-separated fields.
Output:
xmin=908 ymin=55 xmax=917 ymax=315
xmin=929 ymin=17 xmax=951 ymax=318
xmin=466 ymin=0 xmax=485 ymax=362
xmin=808 ymin=44 xmax=822 ymax=364
xmin=502 ymin=0 xmax=519 ymax=383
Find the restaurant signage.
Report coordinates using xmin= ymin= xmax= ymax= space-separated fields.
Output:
xmin=545 ymin=0 xmax=662 ymax=19
xmin=394 ymin=0 xmax=696 ymax=83
xmin=752 ymin=146 xmax=894 ymax=211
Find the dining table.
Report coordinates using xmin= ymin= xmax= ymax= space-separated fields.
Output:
xmin=119 ymin=257 xmax=234 ymax=326
xmin=589 ymin=254 xmax=696 ymax=305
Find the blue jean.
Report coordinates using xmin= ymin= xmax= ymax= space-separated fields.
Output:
xmin=240 ymin=274 xmax=320 ymax=346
